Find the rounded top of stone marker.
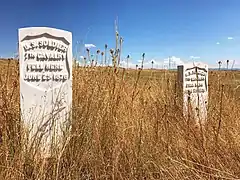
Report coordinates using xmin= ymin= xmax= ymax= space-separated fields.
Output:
xmin=18 ymin=27 xmax=72 ymax=42
xmin=18 ymin=27 xmax=72 ymax=33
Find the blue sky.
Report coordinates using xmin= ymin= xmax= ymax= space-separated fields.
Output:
xmin=1 ymin=0 xmax=240 ymax=68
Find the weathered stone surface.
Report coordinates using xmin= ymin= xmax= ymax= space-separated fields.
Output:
xmin=178 ymin=62 xmax=208 ymax=124
xmin=18 ymin=27 xmax=72 ymax=155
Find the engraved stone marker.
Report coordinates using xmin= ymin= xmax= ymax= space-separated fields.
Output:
xmin=177 ymin=62 xmax=208 ymax=124
xmin=18 ymin=27 xmax=72 ymax=155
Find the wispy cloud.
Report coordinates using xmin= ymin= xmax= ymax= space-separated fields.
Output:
xmin=164 ymin=56 xmax=185 ymax=66
xmin=190 ymin=56 xmax=200 ymax=59
xmin=216 ymin=42 xmax=220 ymax=45
xmin=227 ymin=37 xmax=234 ymax=40
xmin=84 ymin=44 xmax=96 ymax=49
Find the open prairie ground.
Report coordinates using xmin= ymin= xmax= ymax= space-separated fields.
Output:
xmin=0 ymin=59 xmax=240 ymax=179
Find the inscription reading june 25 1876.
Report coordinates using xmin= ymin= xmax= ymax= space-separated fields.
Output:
xmin=22 ymin=38 xmax=69 ymax=84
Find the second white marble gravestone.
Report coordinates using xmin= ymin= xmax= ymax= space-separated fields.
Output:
xmin=177 ymin=62 xmax=208 ymax=124
xmin=18 ymin=27 xmax=72 ymax=155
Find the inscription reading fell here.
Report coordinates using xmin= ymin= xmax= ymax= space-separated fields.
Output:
xmin=21 ymin=36 xmax=70 ymax=90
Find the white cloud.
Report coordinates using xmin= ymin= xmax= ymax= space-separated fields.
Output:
xmin=207 ymin=59 xmax=240 ymax=69
xmin=73 ymin=57 xmax=239 ymax=69
xmin=228 ymin=60 xmax=240 ymax=69
xmin=120 ymin=56 xmax=186 ymax=69
xmin=84 ymin=44 xmax=96 ymax=49
xmin=227 ymin=37 xmax=234 ymax=40
xmin=80 ymin=56 xmax=84 ymax=59
xmin=216 ymin=42 xmax=220 ymax=45
xmin=190 ymin=56 xmax=200 ymax=59
xmin=164 ymin=56 xmax=185 ymax=66
xmin=120 ymin=60 xmax=138 ymax=69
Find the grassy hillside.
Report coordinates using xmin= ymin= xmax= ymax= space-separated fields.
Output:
xmin=0 ymin=59 xmax=240 ymax=179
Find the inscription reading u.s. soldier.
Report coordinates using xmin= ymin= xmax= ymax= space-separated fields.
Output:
xmin=23 ymin=39 xmax=69 ymax=82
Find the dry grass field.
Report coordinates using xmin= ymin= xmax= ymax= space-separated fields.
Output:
xmin=0 ymin=59 xmax=240 ymax=179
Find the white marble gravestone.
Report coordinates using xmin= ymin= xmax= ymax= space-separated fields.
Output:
xmin=18 ymin=27 xmax=72 ymax=155
xmin=177 ymin=62 xmax=208 ymax=124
